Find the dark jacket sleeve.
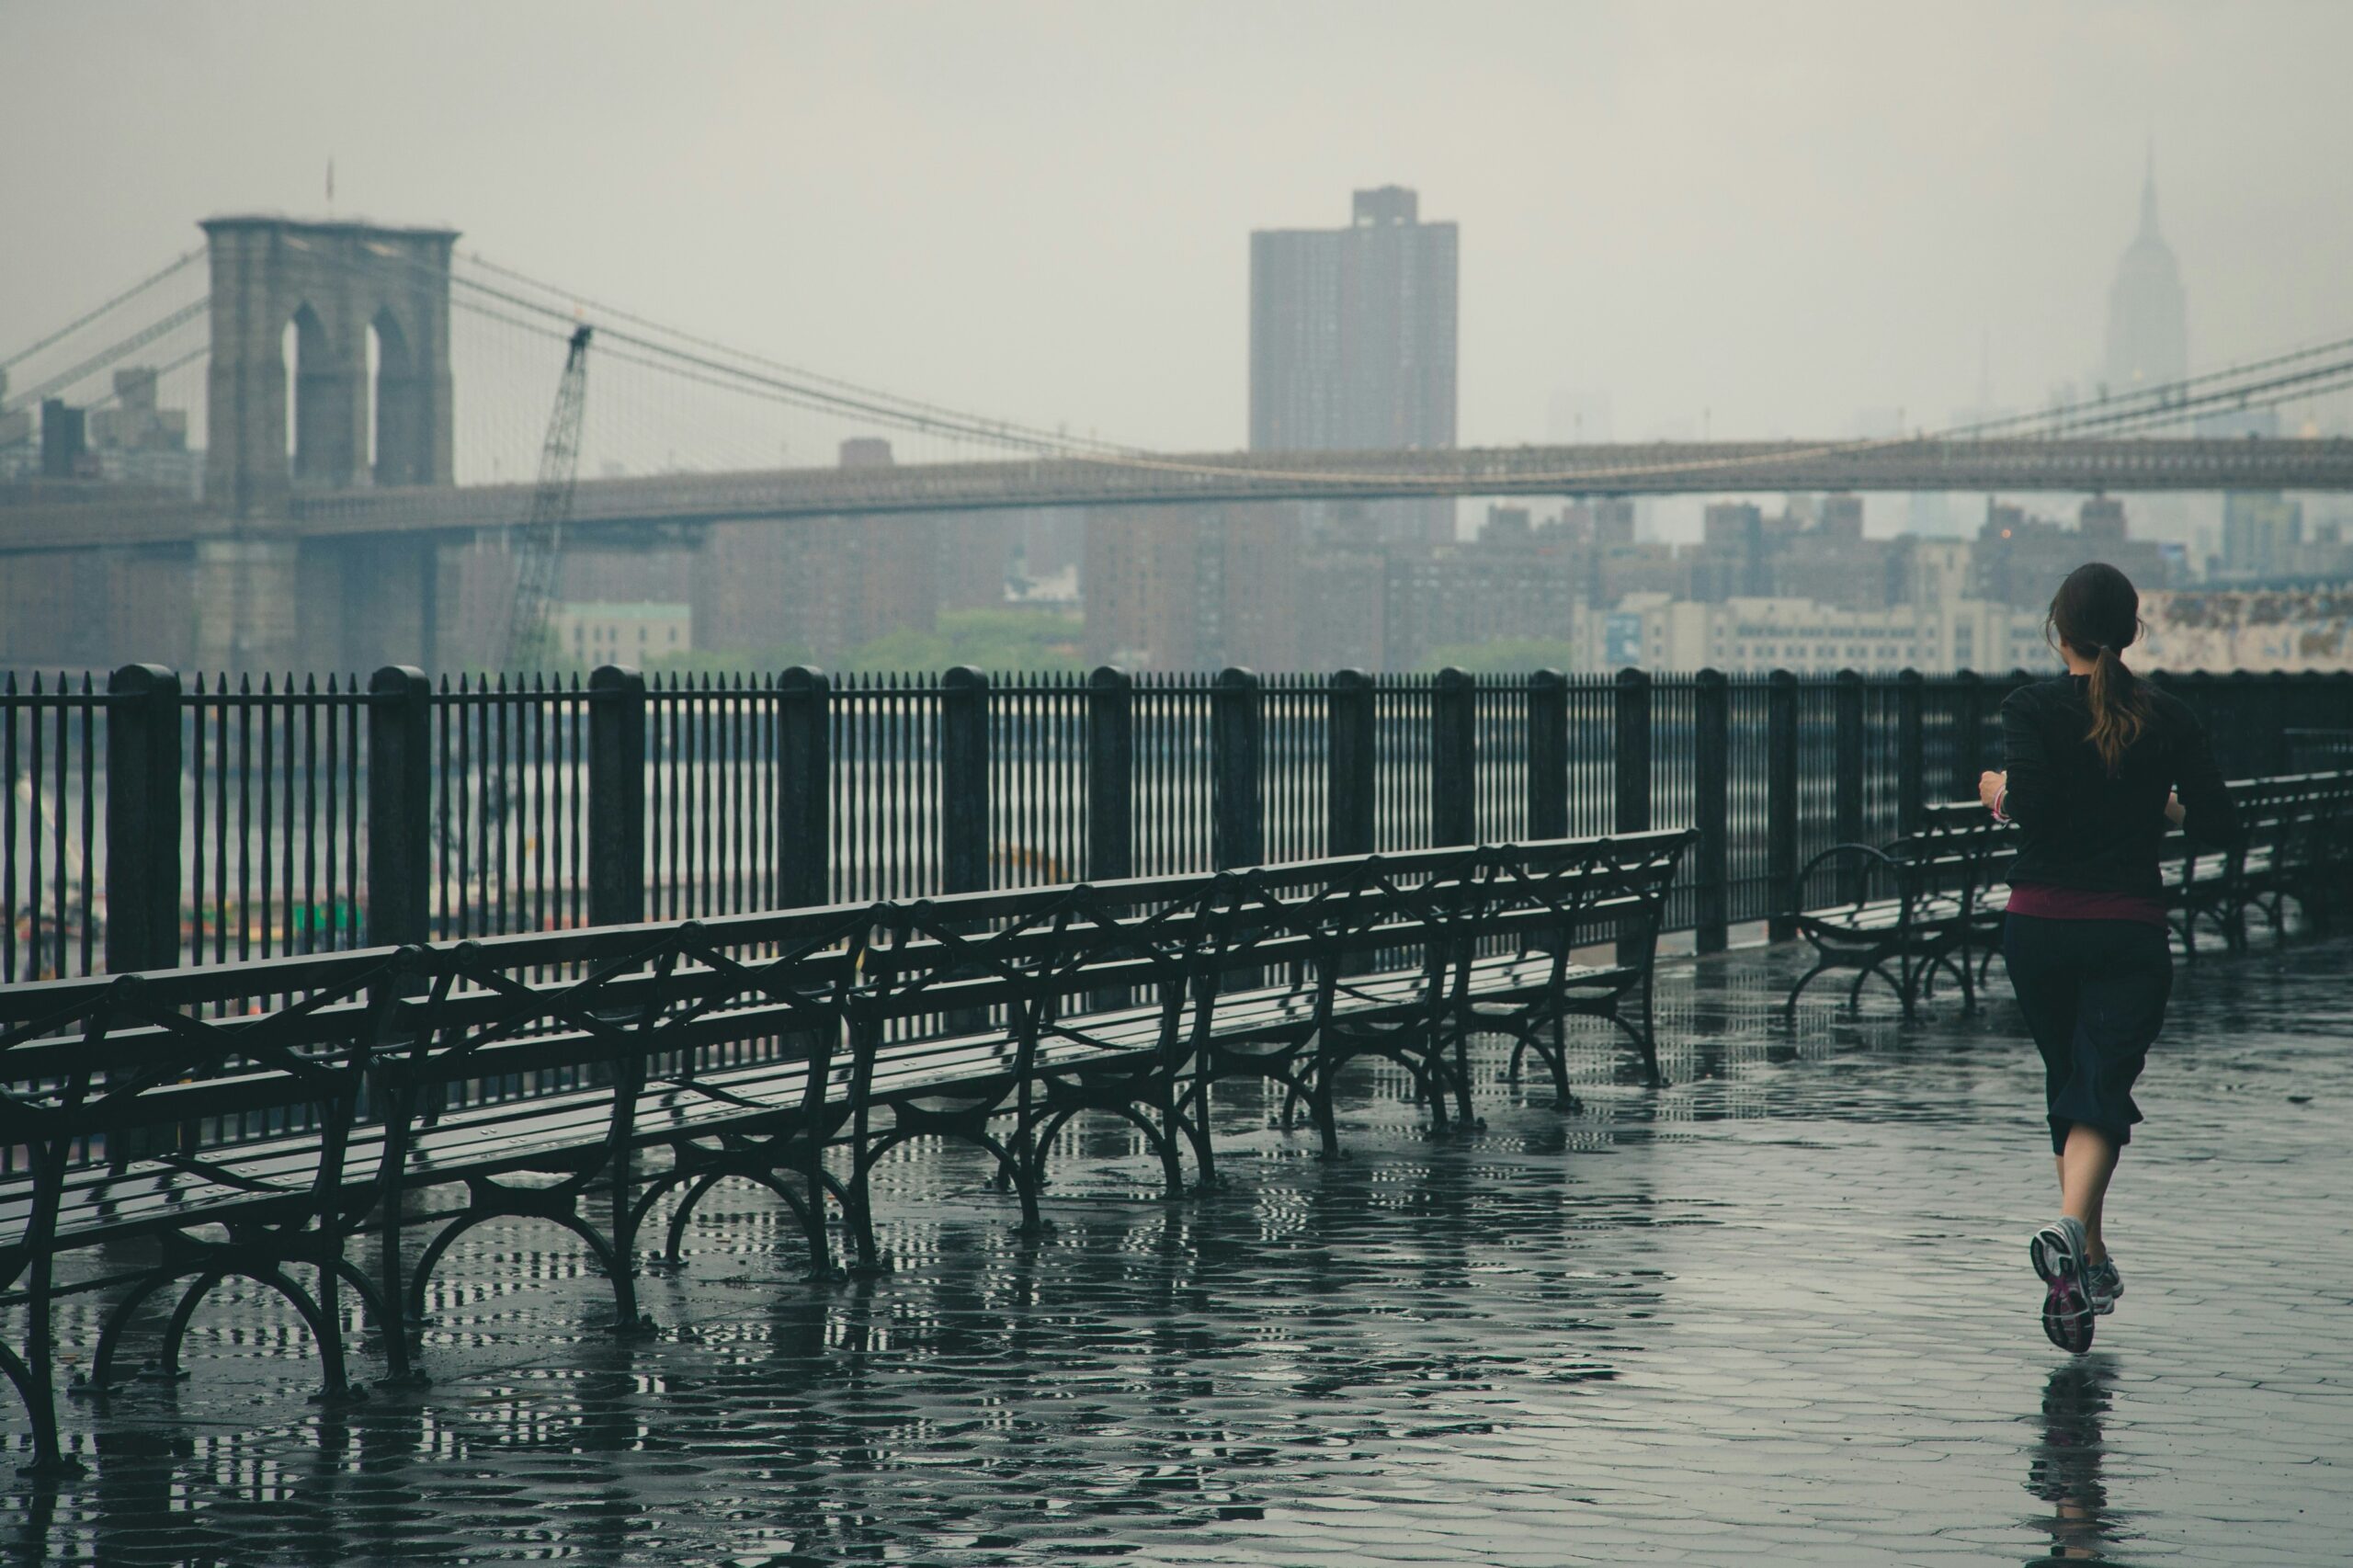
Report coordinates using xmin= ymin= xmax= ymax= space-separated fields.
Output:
xmin=1998 ymin=691 xmax=2057 ymax=829
xmin=2172 ymin=710 xmax=2243 ymax=848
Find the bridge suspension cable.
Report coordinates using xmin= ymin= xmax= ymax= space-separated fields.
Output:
xmin=1938 ymin=328 xmax=2353 ymax=442
xmin=247 ymin=233 xmax=1142 ymax=471
xmin=1031 ymin=328 xmax=2353 ymax=492
xmin=2029 ymin=361 xmax=2353 ymax=439
xmin=281 ymin=231 xmax=2353 ymax=490
xmin=0 ymin=298 xmax=211 ymax=417
xmin=459 ymin=251 xmax=1146 ymax=458
xmin=443 ymin=245 xmax=2353 ymax=487
xmin=429 ymin=294 xmax=2353 ymax=493
xmin=528 ymin=289 xmax=2353 ymax=488
xmin=446 ymin=267 xmax=1142 ymax=458
xmin=0 ymin=246 xmax=203 ymax=372
xmin=0 ymin=342 xmax=210 ymax=456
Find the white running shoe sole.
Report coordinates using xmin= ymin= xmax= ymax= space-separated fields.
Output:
xmin=2030 ymin=1220 xmax=2096 ymax=1354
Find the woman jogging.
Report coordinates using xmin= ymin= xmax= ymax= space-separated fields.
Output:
xmin=1977 ymin=562 xmax=2238 ymax=1354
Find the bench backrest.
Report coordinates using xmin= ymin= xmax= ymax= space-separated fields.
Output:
xmin=0 ymin=952 xmax=409 ymax=1145
xmin=1909 ymin=772 xmax=2353 ymax=899
xmin=2 ymin=835 xmax=1677 ymax=1180
xmin=1473 ymin=831 xmax=1695 ymax=965
xmin=1908 ymin=802 xmax=2018 ymax=912
xmin=2221 ymin=772 xmax=2353 ymax=868
xmin=1202 ymin=846 xmax=1488 ymax=977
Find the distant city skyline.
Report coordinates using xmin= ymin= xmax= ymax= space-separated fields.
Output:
xmin=4 ymin=2 xmax=2350 ymax=461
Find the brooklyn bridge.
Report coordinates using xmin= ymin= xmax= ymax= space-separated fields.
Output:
xmin=6 ymin=215 xmax=2353 ymax=672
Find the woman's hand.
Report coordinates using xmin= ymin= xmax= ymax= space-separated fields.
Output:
xmin=2165 ymin=791 xmax=2186 ymax=826
xmin=1979 ymin=769 xmax=2007 ymax=815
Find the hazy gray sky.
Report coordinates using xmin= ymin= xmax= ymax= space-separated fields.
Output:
xmin=6 ymin=0 xmax=2350 ymax=454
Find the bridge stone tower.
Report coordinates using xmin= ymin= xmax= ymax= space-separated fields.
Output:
xmin=202 ymin=215 xmax=458 ymax=517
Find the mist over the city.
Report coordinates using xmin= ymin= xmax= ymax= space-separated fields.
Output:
xmin=9 ymin=9 xmax=2353 ymax=1565
xmin=6 ymin=0 xmax=2353 ymax=677
xmin=7 ymin=2 xmax=2352 ymax=449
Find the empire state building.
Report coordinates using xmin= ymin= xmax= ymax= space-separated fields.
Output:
xmin=2104 ymin=155 xmax=2188 ymax=395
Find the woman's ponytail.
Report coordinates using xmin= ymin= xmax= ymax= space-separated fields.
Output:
xmin=2083 ymin=642 xmax=2146 ymax=774
xmin=2047 ymin=562 xmax=2151 ymax=776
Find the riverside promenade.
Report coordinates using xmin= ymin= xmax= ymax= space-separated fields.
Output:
xmin=6 ymin=931 xmax=2349 ymax=1566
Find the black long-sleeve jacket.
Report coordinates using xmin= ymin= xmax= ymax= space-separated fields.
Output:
xmin=2000 ymin=676 xmax=2241 ymax=897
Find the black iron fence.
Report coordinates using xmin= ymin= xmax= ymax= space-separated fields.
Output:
xmin=2288 ymin=727 xmax=2353 ymax=774
xmin=7 ymin=663 xmax=2350 ymax=980
xmin=0 ymin=672 xmax=102 ymax=984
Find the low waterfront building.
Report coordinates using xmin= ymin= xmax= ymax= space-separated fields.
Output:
xmin=549 ymin=600 xmax=692 ymax=665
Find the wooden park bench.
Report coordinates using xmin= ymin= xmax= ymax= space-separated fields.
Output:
xmin=1782 ymin=804 xmax=2007 ymax=1020
xmin=2168 ymin=772 xmax=2353 ymax=954
xmin=1784 ymin=770 xmax=2353 ymax=1021
xmin=0 ymin=827 xmax=1690 ymax=1475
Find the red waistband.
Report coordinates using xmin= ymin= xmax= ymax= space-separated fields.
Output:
xmin=2006 ymin=882 xmax=2168 ymax=927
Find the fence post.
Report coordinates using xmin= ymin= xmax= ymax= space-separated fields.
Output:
xmin=1896 ymin=667 xmax=1925 ymax=835
xmin=1693 ymin=668 xmax=1730 ymax=953
xmin=2179 ymin=671 xmax=2215 ymax=769
xmin=2221 ymin=671 xmax=2249 ymax=778
xmin=1527 ymin=670 xmax=1567 ymax=841
xmin=2239 ymin=673 xmax=2264 ymax=773
xmin=1613 ymin=667 xmax=1650 ymax=835
xmin=1613 ymin=667 xmax=1652 ymax=965
xmin=2305 ymin=668 xmax=2325 ymax=772
xmin=102 ymin=664 xmax=182 ymax=976
xmin=1835 ymin=667 xmax=1866 ymax=902
xmin=2297 ymin=670 xmax=2332 ymax=771
xmin=2273 ymin=672 xmax=2295 ymax=773
xmin=587 ymin=665 xmax=646 ymax=927
xmin=1951 ymin=668 xmax=1984 ymax=801
xmin=99 ymin=665 xmax=182 ymax=1165
xmin=2251 ymin=671 xmax=2275 ymax=775
xmin=2221 ymin=664 xmax=2240 ymax=777
xmin=1327 ymin=669 xmax=1376 ymax=857
xmin=1086 ymin=665 xmax=1133 ymax=882
xmin=1432 ymin=666 xmax=1476 ymax=846
xmin=940 ymin=665 xmax=991 ymax=893
xmin=2146 ymin=667 xmax=2177 ymax=765
xmin=2234 ymin=671 xmax=2266 ymax=777
xmin=2265 ymin=672 xmax=2293 ymax=775
xmin=1211 ymin=667 xmax=1263 ymax=870
xmin=365 ymin=665 xmax=432 ymax=948
xmin=777 ymin=666 xmax=829 ymax=908
xmin=1768 ymin=668 xmax=1799 ymax=939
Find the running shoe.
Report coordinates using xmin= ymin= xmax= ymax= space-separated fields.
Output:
xmin=2086 ymin=1257 xmax=2122 ymax=1316
xmin=2030 ymin=1216 xmax=2097 ymax=1354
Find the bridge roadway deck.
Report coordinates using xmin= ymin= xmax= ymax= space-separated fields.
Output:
xmin=8 ymin=436 xmax=2353 ymax=552
xmin=6 ymin=930 xmax=2349 ymax=1564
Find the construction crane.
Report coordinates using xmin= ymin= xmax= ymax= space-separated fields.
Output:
xmin=494 ymin=323 xmax=592 ymax=671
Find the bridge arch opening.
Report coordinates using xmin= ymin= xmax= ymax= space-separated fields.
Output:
xmin=279 ymin=313 xmax=300 ymax=469
xmin=280 ymin=302 xmax=352 ymax=489
xmin=364 ymin=318 xmax=381 ymax=474
xmin=371 ymin=308 xmax=428 ymax=487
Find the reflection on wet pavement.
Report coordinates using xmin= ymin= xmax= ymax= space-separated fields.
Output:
xmin=2026 ymin=1358 xmax=2116 ymax=1563
xmin=7 ymin=935 xmax=2352 ymax=1564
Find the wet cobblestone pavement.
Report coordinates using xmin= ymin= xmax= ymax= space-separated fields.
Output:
xmin=7 ymin=933 xmax=2351 ymax=1565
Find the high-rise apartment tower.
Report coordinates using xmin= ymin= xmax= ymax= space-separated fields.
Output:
xmin=1250 ymin=187 xmax=1459 ymax=545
